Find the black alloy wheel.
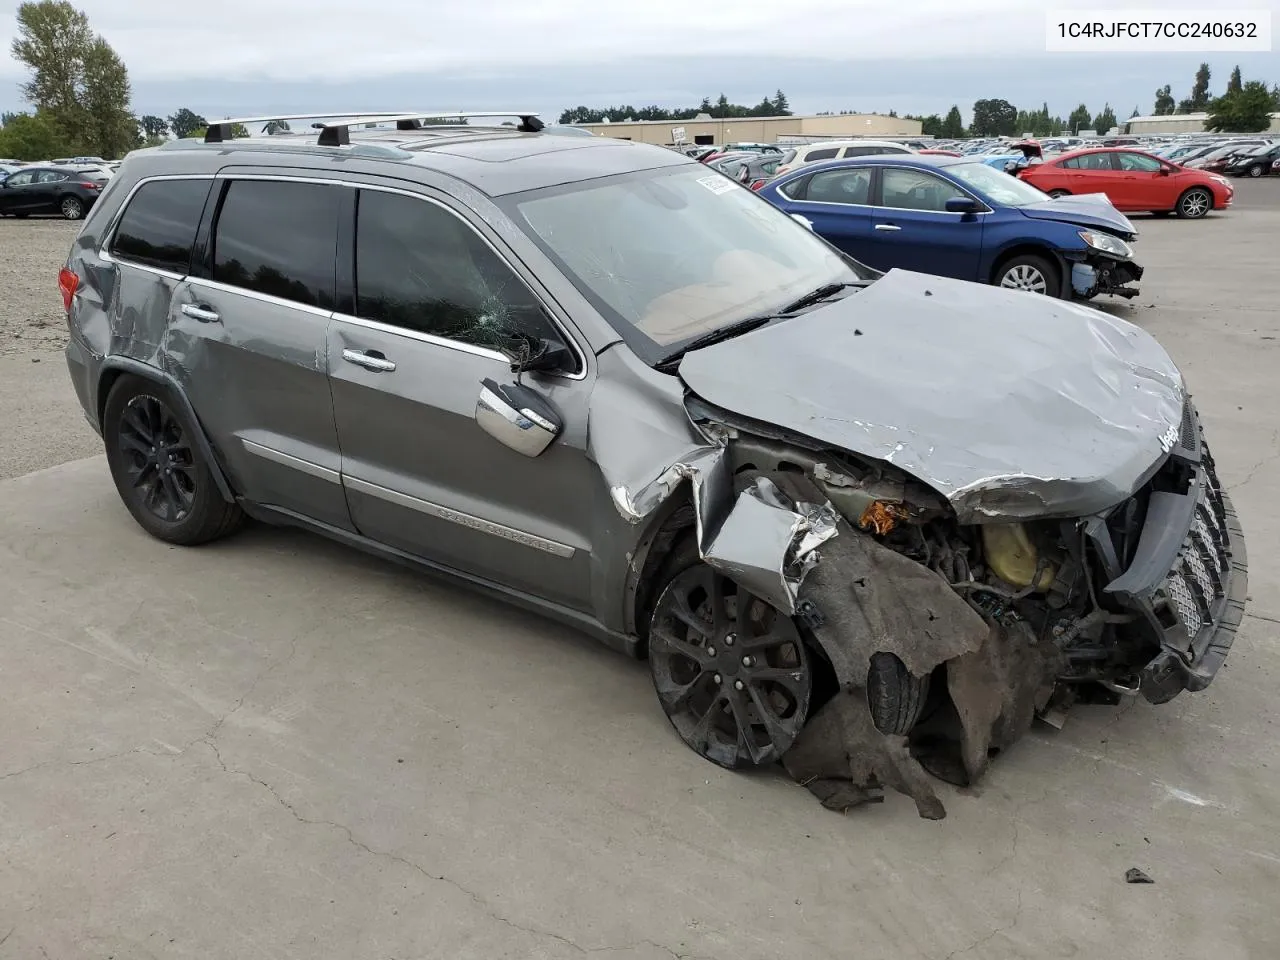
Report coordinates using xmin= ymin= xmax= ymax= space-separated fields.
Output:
xmin=103 ymin=375 xmax=243 ymax=544
xmin=116 ymin=394 xmax=197 ymax=523
xmin=648 ymin=564 xmax=813 ymax=768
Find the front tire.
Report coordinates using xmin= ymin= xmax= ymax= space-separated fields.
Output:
xmin=647 ymin=539 xmax=813 ymax=769
xmin=1247 ymin=164 xmax=1265 ymax=178
xmin=995 ymin=253 xmax=1060 ymax=297
xmin=103 ymin=375 xmax=243 ymax=545
xmin=60 ymin=196 xmax=84 ymax=220
xmin=1047 ymin=189 xmax=1070 ymax=198
xmin=1176 ymin=187 xmax=1212 ymax=219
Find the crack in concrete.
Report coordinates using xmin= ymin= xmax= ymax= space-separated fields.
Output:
xmin=202 ymin=632 xmax=302 ymax=744
xmin=937 ymin=889 xmax=1024 ymax=960
xmin=200 ymin=739 xmax=714 ymax=960
xmin=1246 ymin=612 xmax=1280 ymax=626
xmin=1232 ymin=430 xmax=1280 ymax=490
xmin=0 ymin=747 xmax=160 ymax=782
xmin=0 ymin=926 xmax=13 ymax=948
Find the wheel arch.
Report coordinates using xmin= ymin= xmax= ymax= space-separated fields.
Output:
xmin=988 ymin=242 xmax=1068 ymax=296
xmin=97 ymin=357 xmax=236 ymax=504
xmin=622 ymin=488 xmax=699 ymax=656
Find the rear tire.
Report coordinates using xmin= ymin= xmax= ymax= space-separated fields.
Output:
xmin=103 ymin=374 xmax=243 ymax=545
xmin=1176 ymin=187 xmax=1212 ymax=219
xmin=60 ymin=196 xmax=84 ymax=220
xmin=995 ymin=253 xmax=1060 ymax=298
xmin=1047 ymin=189 xmax=1070 ymax=198
xmin=1247 ymin=164 xmax=1265 ymax=178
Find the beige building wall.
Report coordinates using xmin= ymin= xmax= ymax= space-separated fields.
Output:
xmin=1125 ymin=112 xmax=1280 ymax=135
xmin=575 ymin=114 xmax=923 ymax=144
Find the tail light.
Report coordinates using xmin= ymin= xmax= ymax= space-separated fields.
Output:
xmin=77 ymin=181 xmax=100 ymax=189
xmin=58 ymin=266 xmax=78 ymax=313
xmin=749 ymin=179 xmax=766 ymax=191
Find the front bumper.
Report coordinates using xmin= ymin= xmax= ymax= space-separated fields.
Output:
xmin=1096 ymin=419 xmax=1248 ymax=704
xmin=1070 ymin=256 xmax=1143 ymax=299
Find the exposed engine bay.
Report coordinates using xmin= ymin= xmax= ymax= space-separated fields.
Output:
xmin=638 ymin=402 xmax=1247 ymax=819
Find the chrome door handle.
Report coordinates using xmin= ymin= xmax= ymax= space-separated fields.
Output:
xmin=342 ymin=349 xmax=396 ymax=373
xmin=180 ymin=303 xmax=220 ymax=323
xmin=874 ymin=224 xmax=901 ymax=232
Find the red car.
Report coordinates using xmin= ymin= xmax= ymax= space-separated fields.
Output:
xmin=1018 ymin=147 xmax=1233 ymax=219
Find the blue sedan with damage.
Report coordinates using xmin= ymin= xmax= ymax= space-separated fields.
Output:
xmin=758 ymin=154 xmax=1143 ymax=300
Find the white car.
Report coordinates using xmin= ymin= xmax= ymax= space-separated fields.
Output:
xmin=773 ymin=139 xmax=914 ymax=176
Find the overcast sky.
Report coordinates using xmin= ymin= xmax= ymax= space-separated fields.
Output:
xmin=1 ymin=0 xmax=1276 ymax=122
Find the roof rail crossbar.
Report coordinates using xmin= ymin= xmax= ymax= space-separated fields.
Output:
xmin=316 ymin=111 xmax=544 ymax=146
xmin=203 ymin=112 xmax=411 ymax=143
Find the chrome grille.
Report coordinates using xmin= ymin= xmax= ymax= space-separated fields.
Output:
xmin=1158 ymin=438 xmax=1230 ymax=641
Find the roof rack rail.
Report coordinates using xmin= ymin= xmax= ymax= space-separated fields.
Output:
xmin=203 ymin=112 xmax=413 ymax=143
xmin=314 ymin=111 xmax=544 ymax=146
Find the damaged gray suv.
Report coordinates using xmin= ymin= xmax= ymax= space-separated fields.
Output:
xmin=61 ymin=111 xmax=1247 ymax=817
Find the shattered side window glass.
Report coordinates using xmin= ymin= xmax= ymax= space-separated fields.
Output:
xmin=354 ymin=190 xmax=558 ymax=353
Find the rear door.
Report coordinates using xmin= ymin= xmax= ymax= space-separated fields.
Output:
xmin=867 ymin=166 xmax=984 ymax=279
xmin=1061 ymin=151 xmax=1122 ymax=202
xmin=169 ymin=175 xmax=353 ymax=530
xmin=782 ymin=166 xmax=875 ymax=261
xmin=327 ymin=186 xmax=599 ymax=611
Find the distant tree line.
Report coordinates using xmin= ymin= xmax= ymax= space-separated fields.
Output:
xmin=559 ymin=91 xmax=791 ymax=124
xmin=1151 ymin=63 xmax=1280 ymax=132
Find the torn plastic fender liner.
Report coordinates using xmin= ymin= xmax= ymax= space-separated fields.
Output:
xmin=699 ymin=478 xmax=840 ymax=615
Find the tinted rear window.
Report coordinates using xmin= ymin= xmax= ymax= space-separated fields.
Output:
xmin=804 ymin=147 xmax=839 ymax=161
xmin=110 ymin=178 xmax=211 ymax=274
xmin=211 ymin=180 xmax=341 ymax=308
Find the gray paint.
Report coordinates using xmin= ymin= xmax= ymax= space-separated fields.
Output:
xmin=677 ymin=269 xmax=1185 ymax=523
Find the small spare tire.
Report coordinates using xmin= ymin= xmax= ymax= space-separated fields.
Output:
xmin=867 ymin=652 xmax=931 ymax=735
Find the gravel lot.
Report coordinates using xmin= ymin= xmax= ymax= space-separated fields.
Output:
xmin=1 ymin=183 xmax=1279 ymax=960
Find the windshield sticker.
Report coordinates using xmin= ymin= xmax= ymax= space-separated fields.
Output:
xmin=697 ymin=175 xmax=739 ymax=195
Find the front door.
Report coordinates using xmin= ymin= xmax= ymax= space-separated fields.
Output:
xmin=1111 ymin=151 xmax=1173 ymax=209
xmin=173 ymin=175 xmax=353 ymax=531
xmin=0 ymin=170 xmax=36 ymax=213
xmin=1061 ymin=151 xmax=1122 ymax=202
xmin=867 ymin=166 xmax=984 ymax=280
xmin=328 ymin=186 xmax=599 ymax=612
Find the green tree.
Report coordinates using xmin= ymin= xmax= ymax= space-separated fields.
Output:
xmin=168 ymin=107 xmax=207 ymax=138
xmin=970 ymin=98 xmax=1017 ymax=136
xmin=1190 ymin=62 xmax=1212 ymax=109
xmin=79 ymin=37 xmax=138 ymax=157
xmin=1272 ymin=84 xmax=1280 ymax=110
xmin=917 ymin=114 xmax=944 ymax=136
xmin=0 ymin=110 xmax=71 ymax=160
xmin=941 ymin=105 xmax=965 ymax=138
xmin=1067 ymin=103 xmax=1092 ymax=132
xmin=1153 ymin=85 xmax=1175 ymax=115
xmin=10 ymin=0 xmax=138 ymax=157
xmin=1094 ymin=103 xmax=1118 ymax=133
xmin=772 ymin=89 xmax=790 ymax=115
xmin=1206 ymin=80 xmax=1275 ymax=132
xmin=139 ymin=114 xmax=168 ymax=138
xmin=10 ymin=1 xmax=93 ymax=128
xmin=1227 ymin=65 xmax=1243 ymax=95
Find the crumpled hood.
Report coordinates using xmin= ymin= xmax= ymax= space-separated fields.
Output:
xmin=677 ymin=270 xmax=1185 ymax=523
xmin=1017 ymin=195 xmax=1137 ymax=239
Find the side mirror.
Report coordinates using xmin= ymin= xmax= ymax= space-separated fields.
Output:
xmin=476 ymin=379 xmax=562 ymax=458
xmin=498 ymin=330 xmax=572 ymax=375
xmin=791 ymin=214 xmax=814 ymax=230
xmin=945 ymin=196 xmax=981 ymax=214
xmin=1157 ymin=167 xmax=1171 ymax=176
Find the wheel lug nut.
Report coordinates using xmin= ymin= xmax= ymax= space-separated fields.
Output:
xmin=706 ymin=646 xmax=716 ymax=657
xmin=742 ymin=656 xmax=754 ymax=667
xmin=724 ymin=633 xmax=735 ymax=646
xmin=713 ymin=674 xmax=722 ymax=684
xmin=734 ymin=680 xmax=745 ymax=691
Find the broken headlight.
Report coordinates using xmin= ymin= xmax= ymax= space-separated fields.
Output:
xmin=1078 ymin=230 xmax=1133 ymax=260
